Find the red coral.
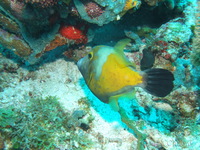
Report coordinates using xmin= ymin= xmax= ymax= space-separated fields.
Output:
xmin=59 ymin=25 xmax=88 ymax=44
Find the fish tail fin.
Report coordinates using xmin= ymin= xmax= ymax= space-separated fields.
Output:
xmin=142 ymin=68 xmax=174 ymax=97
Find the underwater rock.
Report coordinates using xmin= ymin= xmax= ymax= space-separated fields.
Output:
xmin=168 ymin=86 xmax=198 ymax=118
xmin=147 ymin=129 xmax=179 ymax=149
xmin=151 ymin=18 xmax=193 ymax=62
xmin=63 ymin=46 xmax=91 ymax=62
xmin=0 ymin=0 xmax=69 ymax=64
xmin=144 ymin=0 xmax=175 ymax=10
xmin=124 ymin=30 xmax=144 ymax=52
xmin=153 ymin=102 xmax=173 ymax=112
xmin=84 ymin=1 xmax=105 ymax=19
xmin=25 ymin=0 xmax=58 ymax=8
xmin=66 ymin=110 xmax=86 ymax=128
xmin=42 ymin=34 xmax=68 ymax=53
xmin=0 ymin=29 xmax=32 ymax=57
xmin=191 ymin=0 xmax=200 ymax=66
xmin=0 ymin=133 xmax=4 ymax=149
xmin=73 ymin=0 xmax=141 ymax=26
xmin=155 ymin=18 xmax=192 ymax=44
xmin=0 ymin=12 xmax=21 ymax=35
xmin=178 ymin=101 xmax=195 ymax=117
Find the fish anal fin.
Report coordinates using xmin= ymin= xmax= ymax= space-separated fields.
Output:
xmin=108 ymin=90 xmax=136 ymax=112
xmin=108 ymin=96 xmax=120 ymax=112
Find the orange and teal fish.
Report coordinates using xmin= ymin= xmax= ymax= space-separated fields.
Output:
xmin=77 ymin=39 xmax=174 ymax=111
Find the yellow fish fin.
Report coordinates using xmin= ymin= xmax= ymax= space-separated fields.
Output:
xmin=108 ymin=96 xmax=120 ymax=112
xmin=113 ymin=39 xmax=136 ymax=69
xmin=122 ymin=90 xmax=136 ymax=100
xmin=108 ymin=90 xmax=136 ymax=112
xmin=114 ymin=38 xmax=131 ymax=53
xmin=127 ymin=63 xmax=136 ymax=69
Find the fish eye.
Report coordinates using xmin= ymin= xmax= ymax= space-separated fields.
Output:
xmin=88 ymin=53 xmax=93 ymax=59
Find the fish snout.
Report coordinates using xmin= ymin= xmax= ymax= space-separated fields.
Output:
xmin=77 ymin=57 xmax=87 ymax=75
xmin=77 ymin=57 xmax=83 ymax=69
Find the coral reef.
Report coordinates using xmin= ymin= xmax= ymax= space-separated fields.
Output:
xmin=85 ymin=1 xmax=105 ymax=19
xmin=0 ymin=49 xmax=200 ymax=149
xmin=9 ymin=0 xmax=26 ymax=20
xmin=73 ymin=0 xmax=141 ymax=25
xmin=44 ymin=35 xmax=68 ymax=52
xmin=0 ymin=0 xmax=69 ymax=64
xmin=191 ymin=1 xmax=200 ymax=66
xmin=0 ymin=12 xmax=21 ymax=35
xmin=155 ymin=18 xmax=192 ymax=44
xmin=0 ymin=0 xmax=191 ymax=64
xmin=25 ymin=0 xmax=58 ymax=8
xmin=0 ymin=28 xmax=32 ymax=57
xmin=0 ymin=0 xmax=200 ymax=149
xmin=144 ymin=0 xmax=175 ymax=9
xmin=124 ymin=0 xmax=140 ymax=11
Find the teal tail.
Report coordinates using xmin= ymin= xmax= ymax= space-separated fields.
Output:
xmin=143 ymin=68 xmax=174 ymax=97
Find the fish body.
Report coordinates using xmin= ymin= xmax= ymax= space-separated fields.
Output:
xmin=77 ymin=39 xmax=174 ymax=111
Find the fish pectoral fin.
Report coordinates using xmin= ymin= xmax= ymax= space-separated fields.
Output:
xmin=128 ymin=64 xmax=136 ymax=69
xmin=108 ymin=96 xmax=120 ymax=112
xmin=114 ymin=38 xmax=131 ymax=53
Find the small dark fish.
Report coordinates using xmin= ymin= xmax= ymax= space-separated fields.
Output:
xmin=140 ymin=48 xmax=155 ymax=71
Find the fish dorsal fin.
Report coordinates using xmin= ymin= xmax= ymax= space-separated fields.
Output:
xmin=114 ymin=38 xmax=131 ymax=53
xmin=113 ymin=39 xmax=136 ymax=69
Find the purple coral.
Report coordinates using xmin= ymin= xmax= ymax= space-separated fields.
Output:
xmin=10 ymin=0 xmax=25 ymax=19
xmin=84 ymin=2 xmax=104 ymax=19
xmin=25 ymin=0 xmax=58 ymax=8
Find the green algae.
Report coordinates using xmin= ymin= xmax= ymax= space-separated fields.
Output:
xmin=0 ymin=107 xmax=17 ymax=128
xmin=0 ymin=96 xmax=94 ymax=149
